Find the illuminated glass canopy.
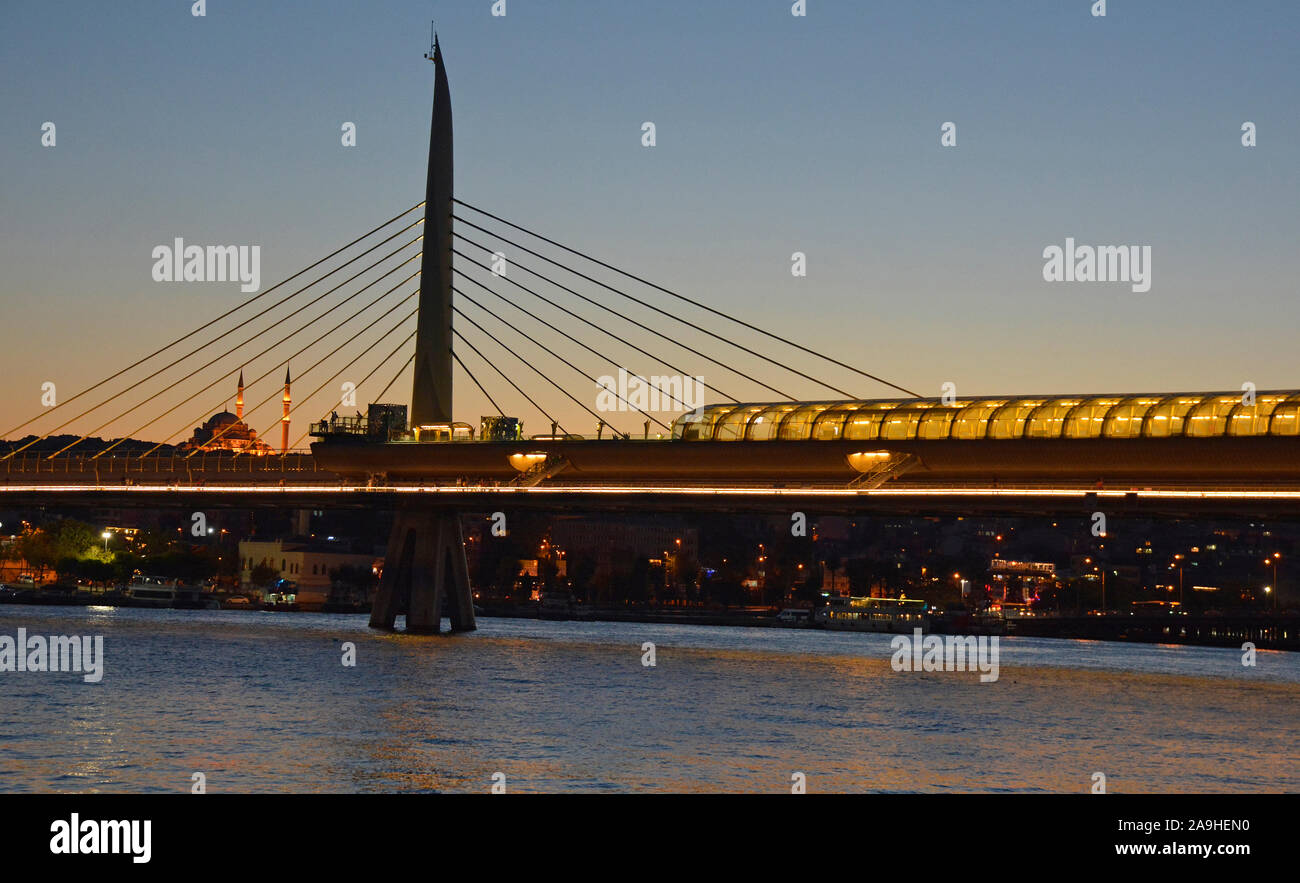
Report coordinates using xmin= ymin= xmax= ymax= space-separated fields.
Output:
xmin=672 ymin=392 xmax=1300 ymax=441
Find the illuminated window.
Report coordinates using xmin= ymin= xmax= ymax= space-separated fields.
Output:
xmin=843 ymin=403 xmax=899 ymax=441
xmin=1025 ymin=400 xmax=1082 ymax=439
xmin=778 ymin=403 xmax=838 ymax=440
xmin=1102 ymin=397 xmax=1161 ymax=438
xmin=672 ymin=404 xmax=735 ymax=441
xmin=879 ymin=403 xmax=935 ymax=440
xmin=713 ymin=405 xmax=767 ymax=441
xmin=1269 ymin=396 xmax=1300 ymax=437
xmin=747 ymin=404 xmax=799 ymax=441
xmin=1228 ymin=394 xmax=1288 ymax=436
xmin=1063 ymin=398 xmax=1122 ymax=439
xmin=988 ymin=401 xmax=1044 ymax=439
xmin=810 ymin=406 xmax=862 ymax=440
xmin=1185 ymin=395 xmax=1240 ymax=437
xmin=950 ymin=401 xmax=1006 ymax=440
xmin=1144 ymin=395 xmax=1204 ymax=437
xmin=917 ymin=407 xmax=958 ymax=440
xmin=674 ymin=391 xmax=1300 ymax=442
xmin=843 ymin=412 xmax=885 ymax=441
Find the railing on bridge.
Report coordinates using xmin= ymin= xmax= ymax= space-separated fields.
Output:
xmin=1 ymin=452 xmax=322 ymax=481
xmin=310 ymin=416 xmax=372 ymax=438
xmin=310 ymin=413 xmax=521 ymax=444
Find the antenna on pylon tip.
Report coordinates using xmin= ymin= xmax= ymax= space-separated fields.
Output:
xmin=424 ymin=22 xmax=438 ymax=62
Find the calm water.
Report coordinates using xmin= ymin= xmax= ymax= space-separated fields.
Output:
xmin=0 ymin=605 xmax=1296 ymax=793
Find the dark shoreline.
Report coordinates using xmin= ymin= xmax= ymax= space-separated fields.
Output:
xmin=484 ymin=606 xmax=1300 ymax=652
xmin=1 ymin=593 xmax=1296 ymax=651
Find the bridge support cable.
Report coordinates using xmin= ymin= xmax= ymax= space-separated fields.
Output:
xmin=452 ymin=351 xmax=505 ymax=418
xmin=43 ymin=238 xmax=422 ymax=457
xmin=454 ymin=302 xmax=618 ymax=432
xmin=452 ymin=249 xmax=737 ymax=404
xmin=268 ymin=309 xmax=421 ymax=451
xmin=453 ymin=235 xmax=789 ymax=399
xmin=164 ymin=283 xmax=424 ymax=459
xmin=107 ymin=269 xmax=419 ymax=461
xmin=454 ymin=270 xmax=702 ymax=413
xmin=452 ymin=215 xmax=855 ymax=400
xmin=147 ymin=266 xmax=422 ymax=456
xmin=288 ymin=349 xmax=419 ymax=452
xmin=0 ymin=202 xmax=426 ymax=443
xmin=264 ymin=304 xmax=419 ymax=441
xmin=55 ymin=247 xmax=424 ymax=459
xmin=454 ymin=198 xmax=921 ymax=399
xmin=452 ymin=291 xmax=671 ymax=433
xmin=14 ymin=234 xmax=425 ymax=460
xmin=451 ymin=328 xmax=568 ymax=435
xmin=374 ymin=352 xmax=415 ymax=403
xmin=454 ymin=305 xmax=630 ymax=433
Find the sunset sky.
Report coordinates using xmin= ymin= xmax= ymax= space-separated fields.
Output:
xmin=2 ymin=0 xmax=1297 ymax=443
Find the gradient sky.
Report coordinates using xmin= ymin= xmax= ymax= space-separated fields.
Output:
xmin=2 ymin=0 xmax=1298 ymax=443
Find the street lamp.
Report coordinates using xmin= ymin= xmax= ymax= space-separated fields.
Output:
xmin=101 ymin=531 xmax=111 ymax=552
xmin=1264 ymin=586 xmax=1273 ymax=610
xmin=1265 ymin=554 xmax=1280 ymax=609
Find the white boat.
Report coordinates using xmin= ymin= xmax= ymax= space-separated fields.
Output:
xmin=537 ymin=591 xmax=593 ymax=620
xmin=813 ymin=596 xmax=930 ymax=633
xmin=125 ymin=576 xmax=217 ymax=609
xmin=775 ymin=608 xmax=813 ymax=626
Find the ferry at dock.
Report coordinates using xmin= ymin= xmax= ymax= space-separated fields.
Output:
xmin=124 ymin=576 xmax=218 ymax=609
xmin=537 ymin=591 xmax=594 ymax=621
xmin=813 ymin=596 xmax=930 ymax=633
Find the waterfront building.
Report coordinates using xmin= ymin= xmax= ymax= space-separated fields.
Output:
xmin=239 ymin=538 xmax=378 ymax=609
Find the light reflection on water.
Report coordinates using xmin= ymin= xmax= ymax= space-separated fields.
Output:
xmin=0 ymin=605 xmax=1295 ymax=793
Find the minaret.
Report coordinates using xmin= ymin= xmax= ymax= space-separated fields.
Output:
xmin=281 ymin=366 xmax=291 ymax=454
xmin=410 ymin=34 xmax=454 ymax=426
xmin=236 ymin=370 xmax=245 ymax=421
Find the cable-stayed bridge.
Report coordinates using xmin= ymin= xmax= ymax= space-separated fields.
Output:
xmin=6 ymin=185 xmax=1298 ymax=501
xmin=4 ymin=37 xmax=1299 ymax=630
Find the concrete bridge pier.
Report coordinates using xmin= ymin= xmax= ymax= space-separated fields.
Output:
xmin=370 ymin=507 xmax=476 ymax=633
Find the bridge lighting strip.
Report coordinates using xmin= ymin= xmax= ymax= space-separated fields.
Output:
xmin=4 ymin=484 xmax=1300 ymax=500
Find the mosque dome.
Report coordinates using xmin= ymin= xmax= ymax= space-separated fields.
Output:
xmin=180 ymin=377 xmax=275 ymax=455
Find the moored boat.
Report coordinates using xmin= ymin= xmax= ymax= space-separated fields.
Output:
xmin=813 ymin=596 xmax=930 ymax=633
xmin=124 ymin=576 xmax=217 ymax=609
